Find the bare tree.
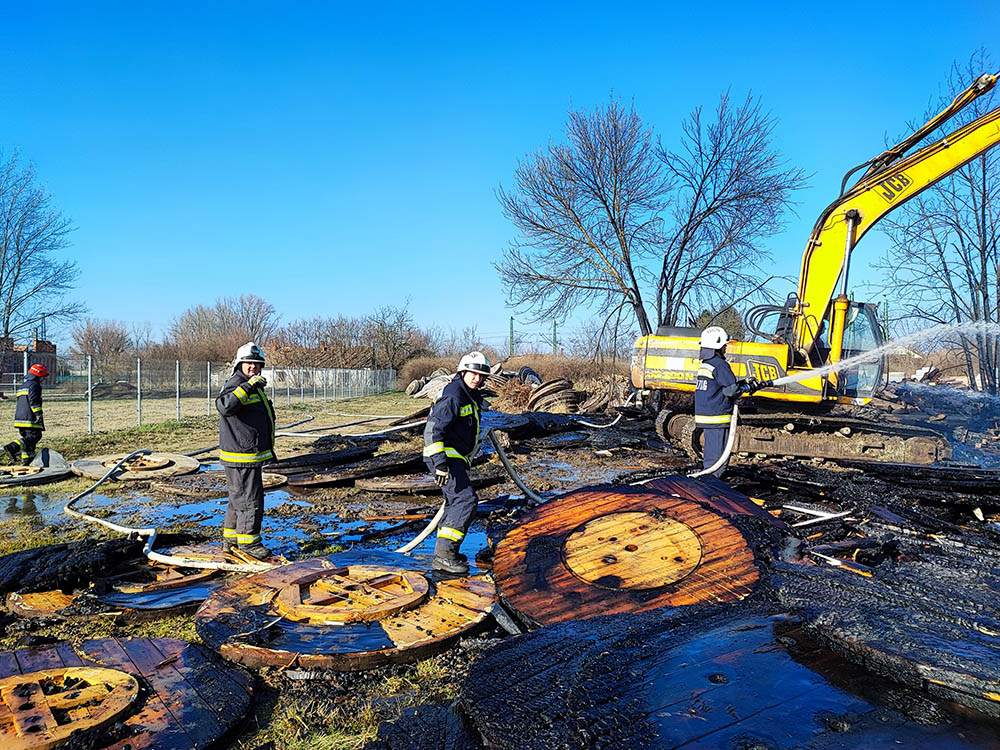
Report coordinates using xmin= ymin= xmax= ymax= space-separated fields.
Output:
xmin=70 ymin=318 xmax=132 ymax=376
xmin=366 ymin=299 xmax=430 ymax=369
xmin=872 ymin=50 xmax=1000 ymax=393
xmin=496 ymin=97 xmax=665 ymax=336
xmin=0 ymin=151 xmax=83 ymax=339
xmin=168 ymin=294 xmax=279 ymax=361
xmin=656 ymin=93 xmax=807 ymax=326
xmin=496 ymin=94 xmax=805 ymax=338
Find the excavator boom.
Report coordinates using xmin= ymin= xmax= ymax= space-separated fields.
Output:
xmin=793 ymin=73 xmax=1000 ymax=355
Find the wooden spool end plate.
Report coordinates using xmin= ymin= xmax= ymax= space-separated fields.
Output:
xmin=196 ymin=555 xmax=495 ymax=671
xmin=0 ymin=667 xmax=139 ymax=750
xmin=492 ymin=482 xmax=760 ymax=626
xmin=5 ymin=544 xmax=226 ymax=619
xmin=0 ymin=638 xmax=253 ymax=750
xmin=0 ymin=449 xmax=72 ymax=487
xmin=71 ymin=453 xmax=201 ymax=481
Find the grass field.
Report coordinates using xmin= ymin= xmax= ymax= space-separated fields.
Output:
xmin=0 ymin=390 xmax=417 ymax=442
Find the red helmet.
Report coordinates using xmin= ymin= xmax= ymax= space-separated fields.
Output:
xmin=28 ymin=364 xmax=48 ymax=377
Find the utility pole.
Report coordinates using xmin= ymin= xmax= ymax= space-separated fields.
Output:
xmin=552 ymin=320 xmax=557 ymax=355
xmin=509 ymin=317 xmax=514 ymax=358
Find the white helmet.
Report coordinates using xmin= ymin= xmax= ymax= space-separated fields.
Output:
xmin=699 ymin=326 xmax=729 ymax=350
xmin=457 ymin=351 xmax=491 ymax=376
xmin=233 ymin=341 xmax=266 ymax=373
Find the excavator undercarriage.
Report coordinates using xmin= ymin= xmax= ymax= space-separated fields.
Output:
xmin=657 ymin=409 xmax=952 ymax=466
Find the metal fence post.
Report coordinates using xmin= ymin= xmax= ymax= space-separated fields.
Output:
xmin=87 ymin=355 xmax=93 ymax=435
xmin=299 ymin=367 xmax=304 ymax=402
xmin=286 ymin=374 xmax=290 ymax=406
xmin=312 ymin=368 xmax=317 ymax=401
xmin=175 ymin=359 xmax=180 ymax=420
xmin=323 ymin=369 xmax=327 ymax=400
xmin=207 ymin=362 xmax=211 ymax=416
xmin=136 ymin=357 xmax=142 ymax=426
xmin=22 ymin=351 xmax=27 ymax=381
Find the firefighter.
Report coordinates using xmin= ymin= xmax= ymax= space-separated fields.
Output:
xmin=423 ymin=351 xmax=490 ymax=575
xmin=694 ymin=327 xmax=760 ymax=477
xmin=216 ymin=342 xmax=275 ymax=559
xmin=4 ymin=364 xmax=47 ymax=465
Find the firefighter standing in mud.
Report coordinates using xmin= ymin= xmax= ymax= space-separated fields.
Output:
xmin=4 ymin=364 xmax=47 ymax=465
xmin=695 ymin=327 xmax=760 ymax=477
xmin=217 ymin=342 xmax=276 ymax=560
xmin=423 ymin=351 xmax=490 ymax=575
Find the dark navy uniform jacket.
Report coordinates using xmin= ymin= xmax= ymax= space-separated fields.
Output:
xmin=216 ymin=371 xmax=276 ymax=466
xmin=423 ymin=376 xmax=484 ymax=469
xmin=14 ymin=374 xmax=44 ymax=431
xmin=694 ymin=350 xmax=741 ymax=427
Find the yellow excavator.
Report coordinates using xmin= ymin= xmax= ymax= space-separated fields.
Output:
xmin=632 ymin=72 xmax=1000 ymax=465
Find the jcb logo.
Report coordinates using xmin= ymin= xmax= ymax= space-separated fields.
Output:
xmin=876 ymin=172 xmax=912 ymax=203
xmin=747 ymin=360 xmax=779 ymax=381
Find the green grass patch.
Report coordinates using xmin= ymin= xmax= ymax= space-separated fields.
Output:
xmin=47 ymin=416 xmax=219 ymax=460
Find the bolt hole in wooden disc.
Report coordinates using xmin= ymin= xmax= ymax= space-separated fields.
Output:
xmin=562 ymin=511 xmax=703 ymax=591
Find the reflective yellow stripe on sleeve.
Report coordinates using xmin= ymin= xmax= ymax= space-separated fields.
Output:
xmin=459 ymin=404 xmax=473 ymax=417
xmin=443 ymin=447 xmax=470 ymax=463
xmin=695 ymin=414 xmax=732 ymax=425
xmin=697 ymin=366 xmax=715 ymax=379
xmin=423 ymin=441 xmax=445 ymax=457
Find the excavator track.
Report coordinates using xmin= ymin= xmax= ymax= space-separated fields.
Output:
xmin=662 ymin=411 xmax=952 ymax=465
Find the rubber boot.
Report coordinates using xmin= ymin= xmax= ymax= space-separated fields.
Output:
xmin=240 ymin=542 xmax=271 ymax=560
xmin=432 ymin=537 xmax=469 ymax=575
xmin=3 ymin=443 xmax=18 ymax=462
xmin=222 ymin=538 xmax=236 ymax=554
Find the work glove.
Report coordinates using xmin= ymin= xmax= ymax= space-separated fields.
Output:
xmin=434 ymin=467 xmax=450 ymax=488
xmin=248 ymin=374 xmax=267 ymax=389
xmin=737 ymin=378 xmax=759 ymax=396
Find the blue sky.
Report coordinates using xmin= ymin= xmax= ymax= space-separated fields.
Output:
xmin=1 ymin=2 xmax=995 ymax=351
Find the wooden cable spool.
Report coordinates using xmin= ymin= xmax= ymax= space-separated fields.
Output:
xmin=196 ymin=554 xmax=495 ymax=670
xmin=493 ymin=480 xmax=759 ymax=626
xmin=0 ymin=449 xmax=72 ymax=487
xmin=5 ymin=544 xmax=226 ymax=619
xmin=0 ymin=667 xmax=139 ymax=749
xmin=0 ymin=638 xmax=253 ymax=750
xmin=71 ymin=453 xmax=200 ymax=482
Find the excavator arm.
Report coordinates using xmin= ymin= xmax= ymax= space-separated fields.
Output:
xmin=792 ymin=73 xmax=1000 ymax=359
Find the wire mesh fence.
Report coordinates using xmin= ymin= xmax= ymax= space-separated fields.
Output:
xmin=2 ymin=355 xmax=396 ymax=434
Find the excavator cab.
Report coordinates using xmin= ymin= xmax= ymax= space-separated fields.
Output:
xmin=830 ymin=302 xmax=885 ymax=400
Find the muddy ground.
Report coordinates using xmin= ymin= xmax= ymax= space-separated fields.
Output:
xmin=0 ymin=393 xmax=679 ymax=749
